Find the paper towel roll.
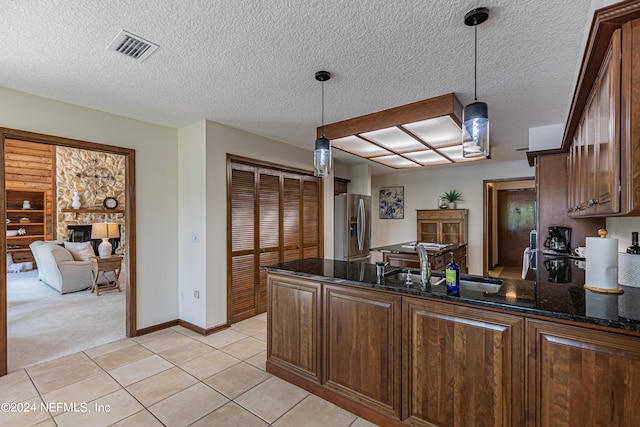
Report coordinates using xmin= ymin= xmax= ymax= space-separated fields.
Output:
xmin=619 ymin=253 xmax=640 ymax=288
xmin=585 ymin=237 xmax=619 ymax=290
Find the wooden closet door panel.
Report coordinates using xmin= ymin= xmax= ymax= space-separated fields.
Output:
xmin=259 ymin=170 xmax=281 ymax=250
xmin=230 ymin=165 xmax=257 ymax=322
xmin=231 ymin=254 xmax=256 ymax=321
xmin=231 ymin=167 xmax=255 ymax=252
xmin=283 ymin=175 xmax=301 ymax=259
xmin=258 ymin=170 xmax=281 ymax=313
xmin=259 ymin=251 xmax=279 ymax=312
xmin=302 ymin=178 xmax=320 ymax=258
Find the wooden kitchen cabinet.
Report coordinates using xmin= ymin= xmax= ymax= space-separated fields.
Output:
xmin=527 ymin=319 xmax=640 ymax=427
xmin=323 ymin=284 xmax=402 ymax=419
xmin=267 ymin=274 xmax=321 ymax=383
xmin=334 ymin=177 xmax=349 ymax=195
xmin=417 ymin=209 xmax=467 ymax=244
xmin=558 ymin=4 xmax=640 ymax=217
xmin=567 ymin=29 xmax=620 ymax=217
xmin=403 ymin=297 xmax=524 ymax=426
xmin=266 ymin=268 xmax=640 ymax=427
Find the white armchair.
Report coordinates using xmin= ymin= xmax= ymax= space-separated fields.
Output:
xmin=29 ymin=240 xmax=46 ymax=281
xmin=29 ymin=241 xmax=95 ymax=294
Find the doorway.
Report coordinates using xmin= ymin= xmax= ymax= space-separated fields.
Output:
xmin=0 ymin=128 xmax=137 ymax=375
xmin=483 ymin=178 xmax=535 ymax=280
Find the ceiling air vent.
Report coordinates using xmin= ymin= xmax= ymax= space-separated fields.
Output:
xmin=107 ymin=30 xmax=158 ymax=61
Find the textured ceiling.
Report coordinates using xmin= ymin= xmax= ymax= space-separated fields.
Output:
xmin=2 ymin=0 xmax=597 ymax=174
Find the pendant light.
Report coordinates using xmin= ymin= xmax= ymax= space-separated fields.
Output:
xmin=314 ymin=70 xmax=331 ymax=177
xmin=462 ymin=7 xmax=490 ymax=158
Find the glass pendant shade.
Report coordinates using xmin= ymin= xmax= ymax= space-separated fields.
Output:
xmin=314 ymin=136 xmax=331 ymax=177
xmin=462 ymin=101 xmax=489 ymax=158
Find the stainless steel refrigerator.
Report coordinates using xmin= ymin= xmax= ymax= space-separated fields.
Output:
xmin=334 ymin=193 xmax=371 ymax=262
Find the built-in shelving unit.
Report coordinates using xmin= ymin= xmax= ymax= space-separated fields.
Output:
xmin=6 ymin=189 xmax=47 ymax=258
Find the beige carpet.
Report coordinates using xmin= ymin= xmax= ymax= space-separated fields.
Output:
xmin=7 ymin=269 xmax=126 ymax=372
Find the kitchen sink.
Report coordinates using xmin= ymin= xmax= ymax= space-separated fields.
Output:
xmin=383 ymin=269 xmax=503 ymax=293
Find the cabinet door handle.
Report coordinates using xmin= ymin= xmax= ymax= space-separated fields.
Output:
xmin=588 ymin=199 xmax=599 ymax=206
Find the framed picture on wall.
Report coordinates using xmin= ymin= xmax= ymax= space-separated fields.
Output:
xmin=379 ymin=186 xmax=404 ymax=219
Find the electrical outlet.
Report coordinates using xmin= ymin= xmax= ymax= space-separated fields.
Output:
xmin=191 ymin=233 xmax=200 ymax=243
xmin=193 ymin=290 xmax=200 ymax=299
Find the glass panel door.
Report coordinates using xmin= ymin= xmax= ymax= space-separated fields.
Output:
xmin=419 ymin=222 xmax=438 ymax=243
xmin=441 ymin=221 xmax=461 ymax=243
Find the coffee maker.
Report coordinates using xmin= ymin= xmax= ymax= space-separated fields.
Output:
xmin=543 ymin=226 xmax=571 ymax=253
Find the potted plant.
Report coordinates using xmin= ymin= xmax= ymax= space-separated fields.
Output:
xmin=441 ymin=189 xmax=463 ymax=209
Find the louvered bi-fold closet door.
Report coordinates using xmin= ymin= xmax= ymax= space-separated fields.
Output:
xmin=229 ymin=158 xmax=322 ymax=324
xmin=282 ymin=173 xmax=302 ymax=262
xmin=257 ymin=169 xmax=281 ymax=313
xmin=302 ymin=177 xmax=320 ymax=259
xmin=230 ymin=163 xmax=257 ymax=323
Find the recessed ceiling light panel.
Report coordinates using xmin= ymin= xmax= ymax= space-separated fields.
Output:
xmin=361 ymin=127 xmax=426 ymax=153
xmin=371 ymin=155 xmax=421 ymax=168
xmin=404 ymin=150 xmax=451 ymax=165
xmin=332 ymin=136 xmax=390 ymax=157
xmin=438 ymin=145 xmax=476 ymax=162
xmin=404 ymin=116 xmax=461 ymax=147
xmin=320 ymin=93 xmax=489 ymax=169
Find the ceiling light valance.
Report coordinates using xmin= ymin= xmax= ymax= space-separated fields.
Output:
xmin=318 ymin=93 xmax=490 ymax=169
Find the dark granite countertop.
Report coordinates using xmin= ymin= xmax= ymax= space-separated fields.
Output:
xmin=370 ymin=241 xmax=466 ymax=256
xmin=261 ymin=255 xmax=640 ymax=334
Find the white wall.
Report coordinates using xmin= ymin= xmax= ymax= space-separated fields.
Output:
xmin=348 ymin=164 xmax=371 ymax=196
xmin=178 ymin=121 xmax=207 ymax=327
xmin=607 ymin=217 xmax=640 ymax=252
xmin=0 ymin=86 xmax=179 ymax=329
xmin=371 ymin=159 xmax=534 ymax=275
xmin=0 ymin=88 xmax=333 ymax=332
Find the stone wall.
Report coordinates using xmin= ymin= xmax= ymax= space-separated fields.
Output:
xmin=56 ymin=147 xmax=126 ymax=247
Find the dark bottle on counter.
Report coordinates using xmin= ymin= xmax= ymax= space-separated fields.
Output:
xmin=627 ymin=232 xmax=640 ymax=254
xmin=445 ymin=251 xmax=460 ymax=295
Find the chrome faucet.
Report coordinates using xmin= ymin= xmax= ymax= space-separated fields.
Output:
xmin=376 ymin=261 xmax=388 ymax=284
xmin=416 ymin=243 xmax=431 ymax=286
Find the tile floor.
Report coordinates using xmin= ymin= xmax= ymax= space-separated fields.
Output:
xmin=0 ymin=313 xmax=378 ymax=427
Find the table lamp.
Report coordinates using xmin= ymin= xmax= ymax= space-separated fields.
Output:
xmin=91 ymin=222 xmax=120 ymax=258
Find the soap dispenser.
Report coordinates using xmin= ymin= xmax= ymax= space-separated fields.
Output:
xmin=446 ymin=251 xmax=460 ymax=295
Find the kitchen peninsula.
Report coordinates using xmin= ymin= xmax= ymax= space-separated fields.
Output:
xmin=262 ymin=258 xmax=640 ymax=426
xmin=371 ymin=241 xmax=468 ymax=273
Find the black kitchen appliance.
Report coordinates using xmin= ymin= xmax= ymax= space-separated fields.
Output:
xmin=543 ymin=226 xmax=571 ymax=253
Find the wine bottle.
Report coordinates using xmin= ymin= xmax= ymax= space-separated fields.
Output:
xmin=627 ymin=232 xmax=640 ymax=254
xmin=445 ymin=251 xmax=460 ymax=295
